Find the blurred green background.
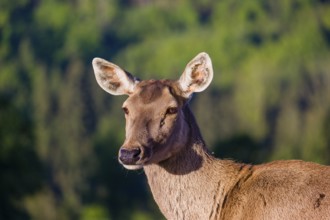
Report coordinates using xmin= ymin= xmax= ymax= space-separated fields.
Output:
xmin=1 ymin=0 xmax=330 ymax=219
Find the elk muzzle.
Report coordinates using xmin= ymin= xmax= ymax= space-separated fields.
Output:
xmin=119 ymin=147 xmax=142 ymax=165
xmin=118 ymin=144 xmax=153 ymax=170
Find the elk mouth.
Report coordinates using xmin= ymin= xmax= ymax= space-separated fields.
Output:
xmin=118 ymin=146 xmax=152 ymax=170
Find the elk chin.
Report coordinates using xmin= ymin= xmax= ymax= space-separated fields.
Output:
xmin=121 ymin=164 xmax=144 ymax=170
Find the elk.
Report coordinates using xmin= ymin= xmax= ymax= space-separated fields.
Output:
xmin=92 ymin=52 xmax=330 ymax=219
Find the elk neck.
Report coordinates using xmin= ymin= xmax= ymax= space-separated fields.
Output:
xmin=143 ymin=104 xmax=246 ymax=219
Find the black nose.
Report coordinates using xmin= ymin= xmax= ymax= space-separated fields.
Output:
xmin=119 ymin=147 xmax=142 ymax=165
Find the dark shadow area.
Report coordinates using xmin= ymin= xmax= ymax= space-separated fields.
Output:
xmin=159 ymin=147 xmax=203 ymax=176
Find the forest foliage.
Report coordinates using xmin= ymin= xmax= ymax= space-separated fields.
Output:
xmin=1 ymin=0 xmax=330 ymax=219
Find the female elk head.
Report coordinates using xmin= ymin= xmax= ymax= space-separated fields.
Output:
xmin=92 ymin=52 xmax=213 ymax=170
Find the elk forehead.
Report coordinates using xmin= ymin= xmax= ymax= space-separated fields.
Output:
xmin=125 ymin=80 xmax=181 ymax=107
xmin=138 ymin=80 xmax=166 ymax=104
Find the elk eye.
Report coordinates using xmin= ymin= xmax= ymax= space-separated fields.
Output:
xmin=122 ymin=107 xmax=129 ymax=115
xmin=166 ymin=107 xmax=178 ymax=115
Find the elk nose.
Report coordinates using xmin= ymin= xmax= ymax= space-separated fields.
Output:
xmin=119 ymin=147 xmax=142 ymax=165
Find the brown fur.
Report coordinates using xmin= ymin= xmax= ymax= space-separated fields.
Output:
xmin=92 ymin=53 xmax=330 ymax=220
xmin=143 ymin=103 xmax=330 ymax=219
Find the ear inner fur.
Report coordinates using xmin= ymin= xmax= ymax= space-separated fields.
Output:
xmin=178 ymin=52 xmax=214 ymax=98
xmin=92 ymin=57 xmax=138 ymax=95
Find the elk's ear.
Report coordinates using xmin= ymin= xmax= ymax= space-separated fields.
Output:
xmin=92 ymin=58 xmax=138 ymax=95
xmin=177 ymin=52 xmax=213 ymax=98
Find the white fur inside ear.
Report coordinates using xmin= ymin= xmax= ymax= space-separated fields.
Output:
xmin=92 ymin=58 xmax=138 ymax=95
xmin=178 ymin=52 xmax=214 ymax=98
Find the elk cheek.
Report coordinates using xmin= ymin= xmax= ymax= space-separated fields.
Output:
xmin=154 ymin=130 xmax=167 ymax=145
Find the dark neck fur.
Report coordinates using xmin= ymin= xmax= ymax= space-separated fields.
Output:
xmin=157 ymin=104 xmax=212 ymax=175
